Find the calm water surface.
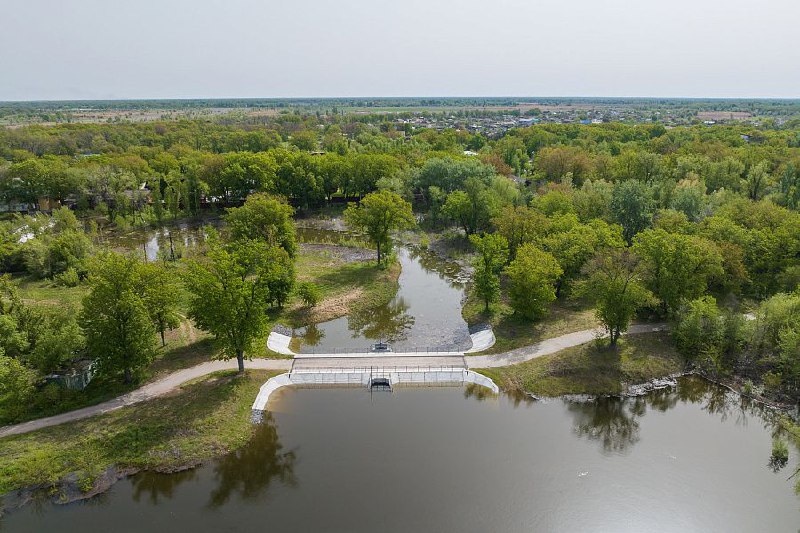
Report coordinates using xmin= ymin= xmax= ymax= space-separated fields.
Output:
xmin=295 ymin=246 xmax=471 ymax=353
xmin=5 ymin=377 xmax=799 ymax=532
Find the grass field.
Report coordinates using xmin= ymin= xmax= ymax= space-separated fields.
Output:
xmin=0 ymin=370 xmax=280 ymax=498
xmin=478 ymin=332 xmax=684 ymax=397
xmin=463 ymin=292 xmax=600 ymax=355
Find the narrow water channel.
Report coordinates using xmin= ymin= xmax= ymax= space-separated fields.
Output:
xmin=4 ymin=377 xmax=798 ymax=532
xmin=294 ymin=245 xmax=471 ymax=353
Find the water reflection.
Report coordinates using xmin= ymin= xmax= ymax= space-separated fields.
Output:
xmin=208 ymin=415 xmax=296 ymax=507
xmin=107 ymin=222 xmax=212 ymax=262
xmin=566 ymin=377 xmax=781 ymax=456
xmin=347 ymin=298 xmax=414 ymax=343
xmin=463 ymin=383 xmax=501 ymax=402
xmin=407 ymin=246 xmax=469 ymax=285
xmin=132 ymin=469 xmax=197 ymax=505
xmin=568 ymin=398 xmax=642 ymax=454
xmin=5 ymin=379 xmax=800 ymax=531
xmin=299 ymin=323 xmax=326 ymax=347
xmin=126 ymin=414 xmax=295 ymax=509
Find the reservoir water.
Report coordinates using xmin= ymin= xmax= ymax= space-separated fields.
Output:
xmin=4 ymin=377 xmax=798 ymax=532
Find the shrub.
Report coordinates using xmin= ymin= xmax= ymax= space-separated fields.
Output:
xmin=674 ymin=296 xmax=725 ymax=369
xmin=297 ymin=282 xmax=321 ymax=308
xmin=769 ymin=437 xmax=789 ymax=472
xmin=54 ymin=267 xmax=81 ymax=287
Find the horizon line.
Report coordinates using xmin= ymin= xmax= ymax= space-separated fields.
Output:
xmin=2 ymin=95 xmax=800 ymax=104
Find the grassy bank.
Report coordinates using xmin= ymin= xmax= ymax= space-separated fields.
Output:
xmin=285 ymin=246 xmax=400 ymax=327
xmin=478 ymin=332 xmax=683 ymax=397
xmin=0 ymin=370 xmax=278 ymax=498
xmin=463 ymin=293 xmax=600 ymax=355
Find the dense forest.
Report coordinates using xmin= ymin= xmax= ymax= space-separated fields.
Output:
xmin=1 ymin=114 xmax=800 ymax=423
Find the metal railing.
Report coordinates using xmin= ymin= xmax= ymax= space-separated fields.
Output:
xmin=291 ymin=365 xmax=465 ymax=374
xmin=296 ymin=345 xmax=467 ymax=355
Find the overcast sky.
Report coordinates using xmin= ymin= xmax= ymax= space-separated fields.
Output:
xmin=1 ymin=0 xmax=798 ymax=101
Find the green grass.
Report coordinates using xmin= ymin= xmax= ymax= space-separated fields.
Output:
xmin=0 ymin=370 xmax=279 ymax=497
xmin=278 ymin=247 xmax=400 ymax=329
xmin=463 ymin=292 xmax=600 ymax=355
xmin=478 ymin=332 xmax=683 ymax=397
xmin=11 ymin=275 xmax=89 ymax=308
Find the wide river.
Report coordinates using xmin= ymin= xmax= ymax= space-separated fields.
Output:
xmin=4 ymin=377 xmax=799 ymax=532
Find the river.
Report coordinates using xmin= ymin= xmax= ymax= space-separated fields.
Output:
xmin=3 ymin=377 xmax=798 ymax=532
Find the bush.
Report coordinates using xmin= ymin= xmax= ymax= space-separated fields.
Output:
xmin=770 ymin=437 xmax=789 ymax=472
xmin=674 ymin=296 xmax=725 ymax=369
xmin=0 ymin=353 xmax=36 ymax=423
xmin=297 ymin=282 xmax=321 ymax=308
xmin=54 ymin=267 xmax=81 ymax=287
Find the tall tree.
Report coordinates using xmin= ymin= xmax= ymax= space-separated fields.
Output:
xmin=469 ymin=233 xmax=509 ymax=311
xmin=633 ymin=229 xmax=724 ymax=315
xmin=225 ymin=193 xmax=297 ymax=257
xmin=138 ymin=262 xmax=181 ymax=346
xmin=504 ymin=244 xmax=562 ymax=320
xmin=611 ymin=180 xmax=655 ymax=243
xmin=185 ymin=237 xmax=294 ymax=372
xmin=576 ymin=249 xmax=654 ymax=346
xmin=81 ymin=253 xmax=156 ymax=384
xmin=344 ymin=190 xmax=415 ymax=265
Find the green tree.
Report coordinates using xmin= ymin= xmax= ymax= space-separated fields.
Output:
xmin=81 ymin=253 xmax=156 ymax=384
xmin=344 ymin=190 xmax=415 ymax=265
xmin=542 ymin=219 xmax=625 ymax=297
xmin=0 ymin=350 xmax=36 ymax=421
xmin=26 ymin=305 xmax=86 ymax=374
xmin=469 ymin=233 xmax=509 ymax=311
xmin=185 ymin=238 xmax=294 ymax=372
xmin=670 ymin=180 xmax=706 ymax=221
xmin=150 ymin=179 xmax=165 ymax=225
xmin=492 ymin=205 xmax=549 ymax=260
xmin=138 ymin=263 xmax=181 ymax=346
xmin=504 ymin=243 xmax=562 ymax=320
xmin=743 ymin=161 xmax=772 ymax=201
xmin=225 ymin=193 xmax=297 ymax=257
xmin=576 ymin=249 xmax=654 ymax=346
xmin=673 ymin=296 xmax=726 ymax=368
xmin=634 ymin=229 xmax=724 ymax=315
xmin=611 ymin=180 xmax=655 ymax=243
xmin=442 ymin=177 xmax=492 ymax=235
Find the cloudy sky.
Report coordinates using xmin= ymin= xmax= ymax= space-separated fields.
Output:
xmin=1 ymin=0 xmax=798 ymax=101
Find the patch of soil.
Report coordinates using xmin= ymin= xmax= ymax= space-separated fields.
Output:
xmin=302 ymin=288 xmax=364 ymax=323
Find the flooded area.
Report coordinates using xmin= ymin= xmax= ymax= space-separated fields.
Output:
xmin=4 ymin=377 xmax=799 ymax=532
xmin=106 ymin=221 xmax=212 ymax=262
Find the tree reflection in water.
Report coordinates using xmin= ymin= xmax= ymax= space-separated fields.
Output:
xmin=132 ymin=469 xmax=197 ymax=505
xmin=568 ymin=376 xmax=779 ymax=455
xmin=463 ymin=383 xmax=505 ymax=402
xmin=300 ymin=323 xmax=325 ymax=347
xmin=347 ymin=298 xmax=414 ymax=343
xmin=209 ymin=414 xmax=296 ymax=507
xmin=568 ymin=397 xmax=642 ymax=454
xmin=129 ymin=414 xmax=295 ymax=508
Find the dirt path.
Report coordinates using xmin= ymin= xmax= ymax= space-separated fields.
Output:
xmin=0 ymin=358 xmax=291 ymax=439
